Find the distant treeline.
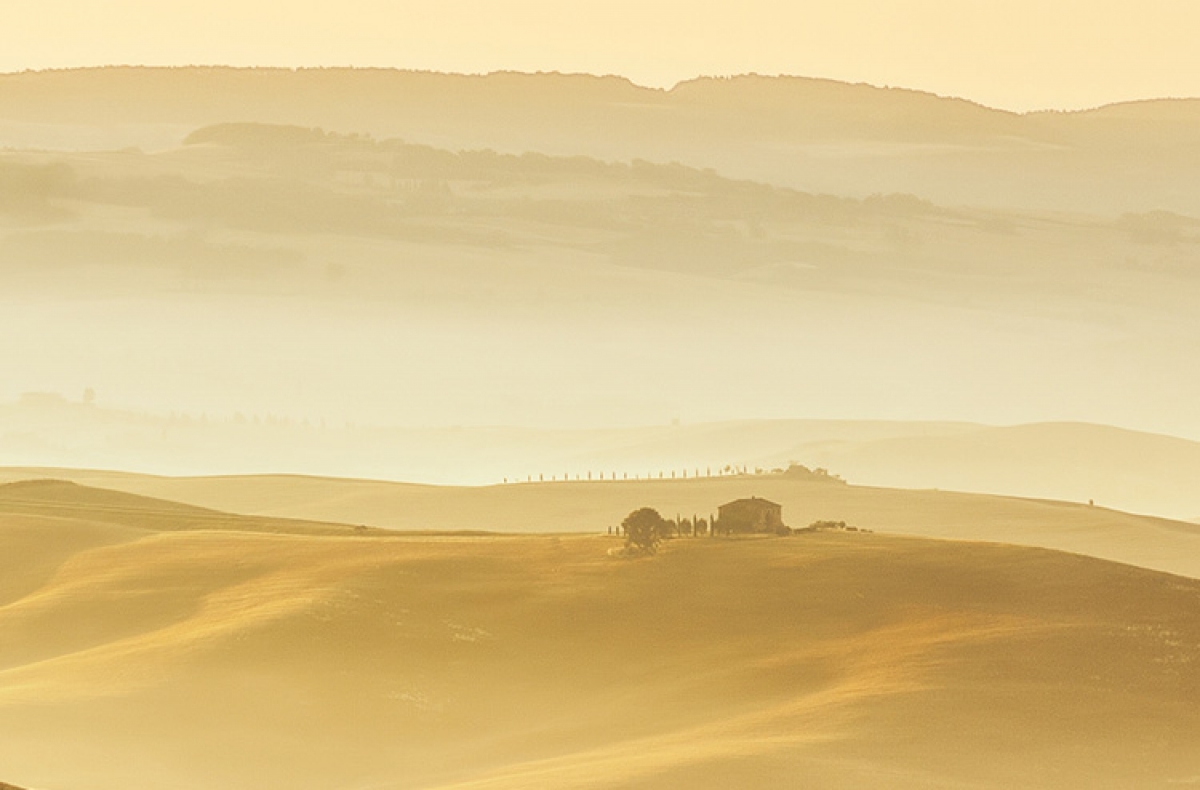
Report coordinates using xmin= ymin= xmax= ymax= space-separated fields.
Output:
xmin=182 ymin=123 xmax=870 ymax=219
xmin=5 ymin=132 xmax=1193 ymax=253
xmin=0 ymin=127 xmax=953 ymax=274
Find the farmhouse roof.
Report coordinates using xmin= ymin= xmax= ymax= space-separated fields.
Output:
xmin=722 ymin=496 xmax=781 ymax=508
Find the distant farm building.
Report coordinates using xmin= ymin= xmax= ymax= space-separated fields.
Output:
xmin=717 ymin=497 xmax=786 ymax=534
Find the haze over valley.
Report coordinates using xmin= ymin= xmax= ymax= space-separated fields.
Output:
xmin=3 ymin=69 xmax=1200 ymax=445
xmin=4 ymin=58 xmax=1200 ymax=790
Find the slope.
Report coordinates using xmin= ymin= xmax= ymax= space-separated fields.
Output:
xmin=0 ymin=478 xmax=384 ymax=538
xmin=0 ymin=517 xmax=1197 ymax=790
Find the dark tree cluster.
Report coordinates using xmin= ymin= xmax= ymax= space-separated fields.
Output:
xmin=800 ymin=520 xmax=871 ymax=533
xmin=620 ymin=507 xmax=665 ymax=554
xmin=618 ymin=508 xmax=720 ymax=554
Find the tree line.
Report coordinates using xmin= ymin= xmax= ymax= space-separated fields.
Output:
xmin=615 ymin=508 xmax=869 ymax=555
xmin=615 ymin=507 xmax=728 ymax=554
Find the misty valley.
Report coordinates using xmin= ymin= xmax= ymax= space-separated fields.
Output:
xmin=2 ymin=67 xmax=1199 ymax=790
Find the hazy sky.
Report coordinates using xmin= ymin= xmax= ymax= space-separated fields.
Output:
xmin=5 ymin=0 xmax=1200 ymax=111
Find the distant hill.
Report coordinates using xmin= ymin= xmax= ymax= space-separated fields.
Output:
xmin=0 ymin=478 xmax=379 ymax=538
xmin=3 ymin=67 xmax=1200 ymax=213
xmin=791 ymin=421 xmax=1200 ymax=519
xmin=4 ymin=72 xmax=1200 ymax=496
xmin=4 ymin=471 xmax=1199 ymax=579
xmin=0 ymin=477 xmax=216 ymax=515
xmin=4 ymin=113 xmax=1200 ymax=439
xmin=6 ymin=406 xmax=1200 ymax=521
xmin=0 ymin=68 xmax=1029 ymax=144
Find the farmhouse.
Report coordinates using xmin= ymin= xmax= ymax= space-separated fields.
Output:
xmin=717 ymin=497 xmax=786 ymax=534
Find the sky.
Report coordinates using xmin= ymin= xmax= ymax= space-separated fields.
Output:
xmin=4 ymin=0 xmax=1200 ymax=111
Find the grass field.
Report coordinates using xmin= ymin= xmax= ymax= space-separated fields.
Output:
xmin=1 ymin=479 xmax=1198 ymax=789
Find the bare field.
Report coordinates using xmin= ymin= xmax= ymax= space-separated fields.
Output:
xmin=1 ymin=480 xmax=1198 ymax=789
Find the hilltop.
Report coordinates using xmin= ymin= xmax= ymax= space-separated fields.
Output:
xmin=8 ymin=405 xmax=1200 ymax=519
xmin=3 ymin=471 xmax=1199 ymax=579
xmin=0 ymin=478 xmax=384 ymax=538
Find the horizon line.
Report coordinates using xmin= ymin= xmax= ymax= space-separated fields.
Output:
xmin=4 ymin=64 xmax=1200 ymax=116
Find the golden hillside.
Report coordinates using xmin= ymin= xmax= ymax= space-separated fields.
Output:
xmin=0 ymin=479 xmax=382 ymax=538
xmin=1 ymin=482 xmax=1197 ymax=789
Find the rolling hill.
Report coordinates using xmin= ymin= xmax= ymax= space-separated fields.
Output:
xmin=4 ymin=68 xmax=1200 ymax=215
xmin=4 ymin=105 xmax=1200 ymax=439
xmin=4 ymin=471 xmax=1200 ymax=580
xmin=792 ymin=421 xmax=1200 ymax=520
xmin=0 ymin=481 xmax=1197 ymax=789
xmin=0 ymin=478 xmax=384 ymax=538
xmin=7 ymin=403 xmax=1200 ymax=520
